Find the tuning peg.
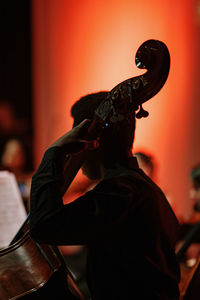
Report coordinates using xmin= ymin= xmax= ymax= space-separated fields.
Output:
xmin=136 ymin=104 xmax=149 ymax=119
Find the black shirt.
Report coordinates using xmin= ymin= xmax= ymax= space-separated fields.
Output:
xmin=29 ymin=147 xmax=180 ymax=300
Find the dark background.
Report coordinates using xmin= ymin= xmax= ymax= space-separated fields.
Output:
xmin=0 ymin=1 xmax=33 ymax=170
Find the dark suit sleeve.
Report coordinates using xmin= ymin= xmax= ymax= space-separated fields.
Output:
xmin=29 ymin=147 xmax=109 ymax=245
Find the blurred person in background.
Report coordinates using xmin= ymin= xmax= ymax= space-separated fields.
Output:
xmin=188 ymin=164 xmax=200 ymax=223
xmin=134 ymin=151 xmax=155 ymax=180
xmin=176 ymin=164 xmax=200 ymax=267
xmin=0 ymin=101 xmax=27 ymax=152
xmin=0 ymin=100 xmax=32 ymax=165
xmin=0 ymin=138 xmax=32 ymax=212
xmin=178 ymin=164 xmax=200 ymax=225
xmin=0 ymin=99 xmax=33 ymax=212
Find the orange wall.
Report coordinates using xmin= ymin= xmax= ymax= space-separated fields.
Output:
xmin=31 ymin=0 xmax=199 ymax=218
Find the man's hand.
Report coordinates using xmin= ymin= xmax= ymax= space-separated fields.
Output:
xmin=48 ymin=119 xmax=99 ymax=154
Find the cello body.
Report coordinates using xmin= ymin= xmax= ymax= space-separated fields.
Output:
xmin=0 ymin=218 xmax=84 ymax=300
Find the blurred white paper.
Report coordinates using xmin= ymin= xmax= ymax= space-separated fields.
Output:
xmin=0 ymin=171 xmax=27 ymax=248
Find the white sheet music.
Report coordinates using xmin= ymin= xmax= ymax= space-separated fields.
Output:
xmin=0 ymin=171 xmax=27 ymax=248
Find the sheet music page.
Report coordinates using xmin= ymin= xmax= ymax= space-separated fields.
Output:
xmin=0 ymin=171 xmax=27 ymax=248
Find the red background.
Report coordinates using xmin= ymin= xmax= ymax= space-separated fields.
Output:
xmin=31 ymin=0 xmax=200 ymax=219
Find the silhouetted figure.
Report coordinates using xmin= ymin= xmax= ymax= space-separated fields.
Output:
xmin=29 ymin=92 xmax=180 ymax=300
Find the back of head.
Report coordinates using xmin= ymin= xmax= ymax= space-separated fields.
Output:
xmin=191 ymin=165 xmax=200 ymax=190
xmin=134 ymin=151 xmax=155 ymax=178
xmin=71 ymin=92 xmax=136 ymax=167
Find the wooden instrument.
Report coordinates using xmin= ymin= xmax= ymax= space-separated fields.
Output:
xmin=0 ymin=215 xmax=84 ymax=300
xmin=61 ymin=39 xmax=170 ymax=195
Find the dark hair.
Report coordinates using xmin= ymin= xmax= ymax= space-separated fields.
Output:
xmin=134 ymin=151 xmax=154 ymax=167
xmin=191 ymin=164 xmax=200 ymax=190
xmin=71 ymin=92 xmax=136 ymax=166
xmin=71 ymin=92 xmax=109 ymax=127
xmin=134 ymin=151 xmax=154 ymax=177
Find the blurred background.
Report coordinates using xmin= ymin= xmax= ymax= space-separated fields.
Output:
xmin=0 ymin=0 xmax=200 ymax=221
